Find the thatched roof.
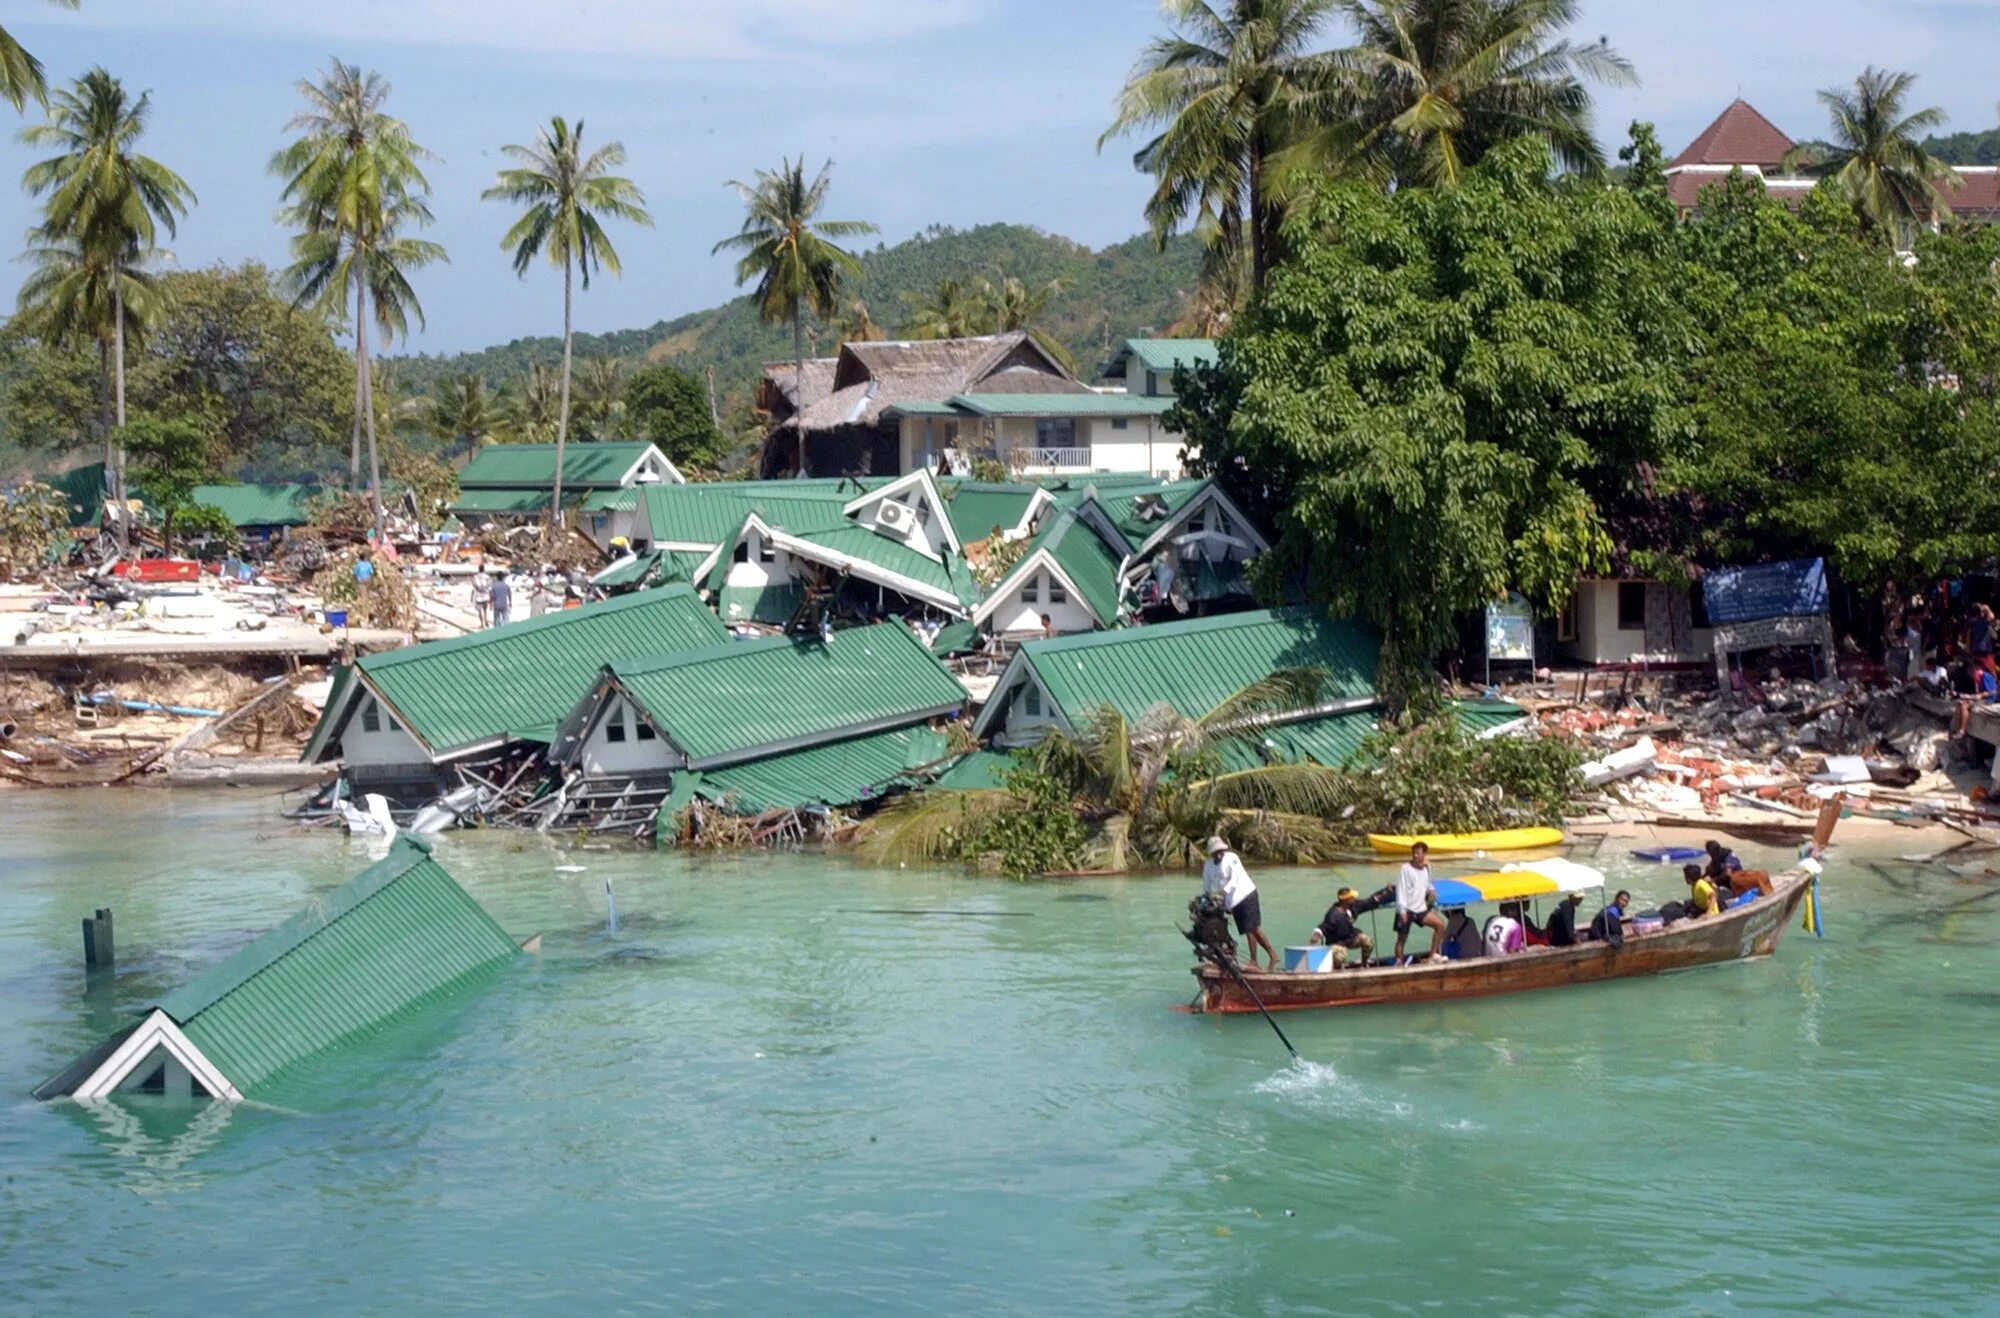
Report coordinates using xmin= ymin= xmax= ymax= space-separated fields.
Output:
xmin=757 ymin=357 xmax=839 ymax=420
xmin=782 ymin=331 xmax=1088 ymax=434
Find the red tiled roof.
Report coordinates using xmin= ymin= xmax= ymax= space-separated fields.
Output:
xmin=1668 ymin=166 xmax=2000 ymax=219
xmin=1669 ymin=99 xmax=1796 ymax=170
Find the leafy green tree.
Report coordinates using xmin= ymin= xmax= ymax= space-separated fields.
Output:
xmin=1173 ymin=139 xmax=1689 ymax=699
xmin=1785 ymin=66 xmax=1956 ymax=245
xmin=271 ymin=60 xmax=446 ymax=534
xmin=1329 ymin=0 xmax=1634 ymax=187
xmin=713 ymin=157 xmax=876 ymax=475
xmin=0 ymin=0 xmax=78 ymax=113
xmin=18 ymin=67 xmax=194 ymax=547
xmin=483 ymin=117 xmax=651 ymax=528
xmin=623 ymin=363 xmax=725 ymax=470
xmin=900 ymin=276 xmax=990 ymax=339
xmin=122 ymin=412 xmax=226 ymax=549
xmin=1101 ymin=0 xmax=1342 ymax=291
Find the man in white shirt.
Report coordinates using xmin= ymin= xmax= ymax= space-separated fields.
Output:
xmin=1394 ymin=841 xmax=1449 ymax=965
xmin=1202 ymin=836 xmax=1277 ymax=971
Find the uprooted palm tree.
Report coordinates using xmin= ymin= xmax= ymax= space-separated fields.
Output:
xmin=862 ymin=668 xmax=1358 ymax=870
xmin=1785 ymin=66 xmax=1956 ymax=245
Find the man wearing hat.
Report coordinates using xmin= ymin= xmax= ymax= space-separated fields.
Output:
xmin=1202 ymin=836 xmax=1277 ymax=971
xmin=1310 ymin=884 xmax=1394 ymax=968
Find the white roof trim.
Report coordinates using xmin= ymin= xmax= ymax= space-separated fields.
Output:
xmin=971 ymin=650 xmax=1074 ymax=740
xmin=840 ymin=469 xmax=963 ymax=556
xmin=70 ymin=1009 xmax=242 ymax=1102
xmin=617 ymin=443 xmax=686 ymax=488
xmin=747 ymin=516 xmax=969 ymax=615
xmin=970 ymin=547 xmax=1110 ymax=630
xmin=1131 ymin=485 xmax=1271 ymax=560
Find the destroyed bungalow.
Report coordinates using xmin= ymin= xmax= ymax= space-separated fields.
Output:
xmin=445 ymin=441 xmax=684 ymax=544
xmin=545 ymin=619 xmax=969 ymax=834
xmin=301 ymin=584 xmax=729 ymax=800
xmin=37 ymin=838 xmax=518 ymax=1101
xmin=188 ymin=483 xmax=323 ymax=540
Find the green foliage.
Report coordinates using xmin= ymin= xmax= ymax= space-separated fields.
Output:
xmin=1345 ymin=715 xmax=1582 ymax=831
xmin=122 ymin=412 xmax=222 ymax=548
xmin=622 ymin=363 xmax=725 ymax=470
xmin=1786 ymin=66 xmax=1954 ymax=243
xmin=1176 ymin=138 xmax=1684 ymax=699
xmin=1922 ymin=125 xmax=2000 ymax=167
xmin=974 ymin=765 xmax=1089 ymax=880
xmin=0 ymin=480 xmax=73 ymax=576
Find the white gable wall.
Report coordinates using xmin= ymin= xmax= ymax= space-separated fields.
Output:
xmin=579 ymin=693 xmax=677 ymax=776
xmin=339 ymin=693 xmax=430 ymax=768
xmin=990 ymin=672 xmax=1062 ymax=747
xmin=984 ymin=564 xmax=1099 ymax=636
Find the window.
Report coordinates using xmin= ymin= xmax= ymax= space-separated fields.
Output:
xmin=733 ymin=541 xmax=750 ymax=563
xmin=914 ymin=498 xmax=930 ymax=525
xmin=1024 ymin=683 xmax=1042 ymax=717
xmin=758 ymin=536 xmax=775 ymax=563
xmin=1046 ymin=573 xmax=1068 ymax=605
xmin=1557 ymin=596 xmax=1578 ymax=643
xmin=361 ymin=700 xmax=380 ymax=733
xmin=1617 ymin=582 xmax=1647 ymax=631
xmin=1110 ymin=417 xmax=1129 ymax=431
xmin=1034 ymin=417 xmax=1076 ymax=448
xmin=605 ymin=708 xmax=627 ymax=743
xmin=636 ymin=719 xmax=657 ymax=741
xmin=1024 ymin=572 xmax=1040 ymax=605
xmin=1146 ymin=370 xmax=1160 ymax=395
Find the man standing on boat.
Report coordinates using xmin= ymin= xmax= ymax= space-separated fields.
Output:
xmin=1394 ymin=842 xmax=1448 ymax=965
xmin=1203 ymin=837 xmax=1277 ymax=971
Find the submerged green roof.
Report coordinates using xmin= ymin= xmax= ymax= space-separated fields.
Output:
xmin=311 ymin=585 xmax=729 ymax=759
xmin=984 ymin=606 xmax=1380 ymax=736
xmin=190 ymin=483 xmax=322 ymax=528
xmin=944 ymin=483 xmax=1042 ymax=543
xmin=688 ymin=725 xmax=951 ymax=814
xmin=612 ymin=621 xmax=967 ymax=768
xmin=157 ymin=839 xmax=517 ymax=1095
xmin=41 ymin=462 xmax=107 ymax=527
xmin=459 ymin=441 xmax=662 ymax=489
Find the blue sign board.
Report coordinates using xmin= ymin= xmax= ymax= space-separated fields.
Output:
xmin=1701 ymin=558 xmax=1828 ymax=625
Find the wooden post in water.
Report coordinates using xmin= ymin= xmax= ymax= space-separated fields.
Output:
xmin=81 ymin=907 xmax=114 ymax=968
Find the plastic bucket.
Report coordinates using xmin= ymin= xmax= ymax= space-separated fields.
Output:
xmin=326 ymin=608 xmax=349 ymax=628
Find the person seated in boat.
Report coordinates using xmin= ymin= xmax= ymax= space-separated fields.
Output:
xmin=1203 ymin=837 xmax=1278 ymax=971
xmin=1394 ymin=842 xmax=1449 ymax=965
xmin=1587 ymin=890 xmax=1632 ymax=945
xmin=1482 ymin=908 xmax=1524 ymax=956
xmin=1703 ymin=840 xmax=1744 ymax=881
xmin=1309 ymin=885 xmax=1392 ymax=968
xmin=1545 ymin=891 xmax=1587 ymax=947
xmin=1682 ymin=864 xmax=1723 ymax=918
xmin=1495 ymin=900 xmax=1547 ymax=947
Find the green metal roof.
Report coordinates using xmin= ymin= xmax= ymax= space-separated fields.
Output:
xmin=190 ymin=483 xmax=322 ymax=528
xmin=1216 ymin=707 xmax=1381 ymax=772
xmin=983 ymin=511 xmax=1125 ymax=628
xmin=945 ymin=484 xmax=1041 ymax=543
xmin=636 ymin=480 xmax=855 ymax=548
xmin=928 ymin=618 xmax=980 ymax=655
xmin=459 ymin=441 xmax=661 ymax=489
xmin=783 ymin=523 xmax=983 ymax=608
xmin=613 ymin=621 xmax=967 ymax=767
xmin=582 ymin=487 xmax=640 ymax=513
xmin=1114 ymin=338 xmax=1219 ymax=376
xmin=1085 ymin=480 xmax=1208 ymax=547
xmin=592 ymin=548 xmax=710 ymax=592
xmin=317 ymin=585 xmax=730 ymax=758
xmin=157 ymin=839 xmax=517 ymax=1095
xmin=886 ymin=399 xmax=961 ymax=416
xmin=946 ymin=392 xmax=1177 ymax=418
xmin=1453 ymin=699 xmax=1531 ymax=733
xmin=688 ymin=725 xmax=951 ymax=814
xmin=41 ymin=462 xmax=107 ymax=527
xmin=445 ymin=487 xmax=560 ymax=515
xmin=987 ymin=606 xmax=1380 ymax=736
xmin=930 ymin=748 xmax=1017 ymax=791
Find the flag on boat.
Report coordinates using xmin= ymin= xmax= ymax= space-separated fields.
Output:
xmin=1802 ymin=875 xmax=1824 ymax=938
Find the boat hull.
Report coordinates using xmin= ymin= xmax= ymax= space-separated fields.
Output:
xmin=1192 ymin=872 xmax=1812 ymax=1013
xmin=1367 ymin=827 xmax=1565 ymax=856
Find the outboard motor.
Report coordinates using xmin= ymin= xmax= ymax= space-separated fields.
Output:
xmin=1183 ymin=891 xmax=1238 ymax=966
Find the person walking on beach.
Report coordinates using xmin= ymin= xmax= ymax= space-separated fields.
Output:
xmin=1394 ymin=842 xmax=1448 ymax=965
xmin=1202 ymin=836 xmax=1276 ymax=971
xmin=472 ymin=570 xmax=493 ymax=628
xmin=490 ymin=571 xmax=514 ymax=628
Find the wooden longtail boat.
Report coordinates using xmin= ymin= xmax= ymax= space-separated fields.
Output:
xmin=1191 ymin=869 xmax=1815 ymax=1014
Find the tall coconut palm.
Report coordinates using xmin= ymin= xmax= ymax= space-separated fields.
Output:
xmin=900 ymin=276 xmax=991 ymax=340
xmin=1329 ymin=0 xmax=1635 ymax=187
xmin=19 ymin=67 xmax=194 ymax=548
xmin=270 ymin=60 xmax=445 ymax=535
xmin=575 ymin=355 xmax=626 ymax=441
xmin=501 ymin=364 xmax=562 ymax=444
xmin=0 ymin=0 xmax=79 ymax=113
xmin=430 ymin=373 xmax=497 ymax=457
xmin=483 ymin=117 xmax=650 ymax=531
xmin=713 ymin=157 xmax=876 ymax=477
xmin=1101 ymin=0 xmax=1345 ymax=292
xmin=1786 ymin=67 xmax=1956 ymax=244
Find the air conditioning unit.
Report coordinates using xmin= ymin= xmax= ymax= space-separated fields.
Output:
xmin=876 ymin=500 xmax=914 ymax=533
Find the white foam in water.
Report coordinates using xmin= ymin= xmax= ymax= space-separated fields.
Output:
xmin=1254 ymin=1056 xmax=1350 ymax=1103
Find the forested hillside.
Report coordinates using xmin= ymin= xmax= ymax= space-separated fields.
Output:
xmin=390 ymin=224 xmax=1204 ymax=408
xmin=1923 ymin=126 xmax=2000 ymax=165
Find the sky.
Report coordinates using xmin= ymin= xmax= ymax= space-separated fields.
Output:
xmin=4 ymin=0 xmax=1999 ymax=354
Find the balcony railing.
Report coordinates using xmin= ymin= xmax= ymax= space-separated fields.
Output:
xmin=1017 ymin=447 xmax=1093 ymax=471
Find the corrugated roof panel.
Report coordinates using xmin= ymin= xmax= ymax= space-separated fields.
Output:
xmin=1119 ymin=338 xmax=1219 ymax=375
xmin=459 ymin=441 xmax=657 ymax=488
xmin=786 ymin=523 xmax=981 ymax=607
xmin=1022 ymin=606 xmax=1379 ymax=727
xmin=351 ymin=585 xmax=729 ymax=754
xmin=446 ymin=487 xmax=557 ymax=514
xmin=636 ymin=480 xmax=855 ymax=548
xmin=615 ymin=621 xmax=967 ymax=766
xmin=949 ymin=392 xmax=1177 ymax=418
xmin=945 ymin=485 xmax=1038 ymax=543
xmin=692 ymin=725 xmax=951 ymax=813
xmin=190 ymin=483 xmax=322 ymax=528
xmin=162 ymin=841 xmax=518 ymax=1094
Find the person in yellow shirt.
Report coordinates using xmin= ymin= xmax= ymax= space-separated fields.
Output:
xmin=1682 ymin=864 xmax=1722 ymax=917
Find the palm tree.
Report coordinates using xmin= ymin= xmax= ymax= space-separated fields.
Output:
xmin=900 ymin=276 xmax=991 ymax=340
xmin=1786 ymin=67 xmax=1957 ymax=244
xmin=1329 ymin=0 xmax=1636 ymax=188
xmin=0 ymin=0 xmax=79 ymax=113
xmin=713 ymin=157 xmax=877 ymax=476
xmin=575 ymin=355 xmax=626 ymax=441
xmin=980 ymin=274 xmax=1065 ymax=332
xmin=839 ymin=296 xmax=883 ymax=343
xmin=483 ymin=117 xmax=651 ymax=531
xmin=270 ymin=60 xmax=445 ymax=535
xmin=501 ymin=364 xmax=562 ymax=444
xmin=1101 ymin=0 xmax=1344 ymax=292
xmin=430 ymin=373 xmax=497 ymax=457
xmin=19 ymin=67 xmax=194 ymax=548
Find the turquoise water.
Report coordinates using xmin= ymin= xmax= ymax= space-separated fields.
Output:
xmin=3 ymin=791 xmax=1998 ymax=1314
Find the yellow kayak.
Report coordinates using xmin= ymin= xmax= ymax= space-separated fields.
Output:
xmin=1368 ymin=827 xmax=1565 ymax=857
